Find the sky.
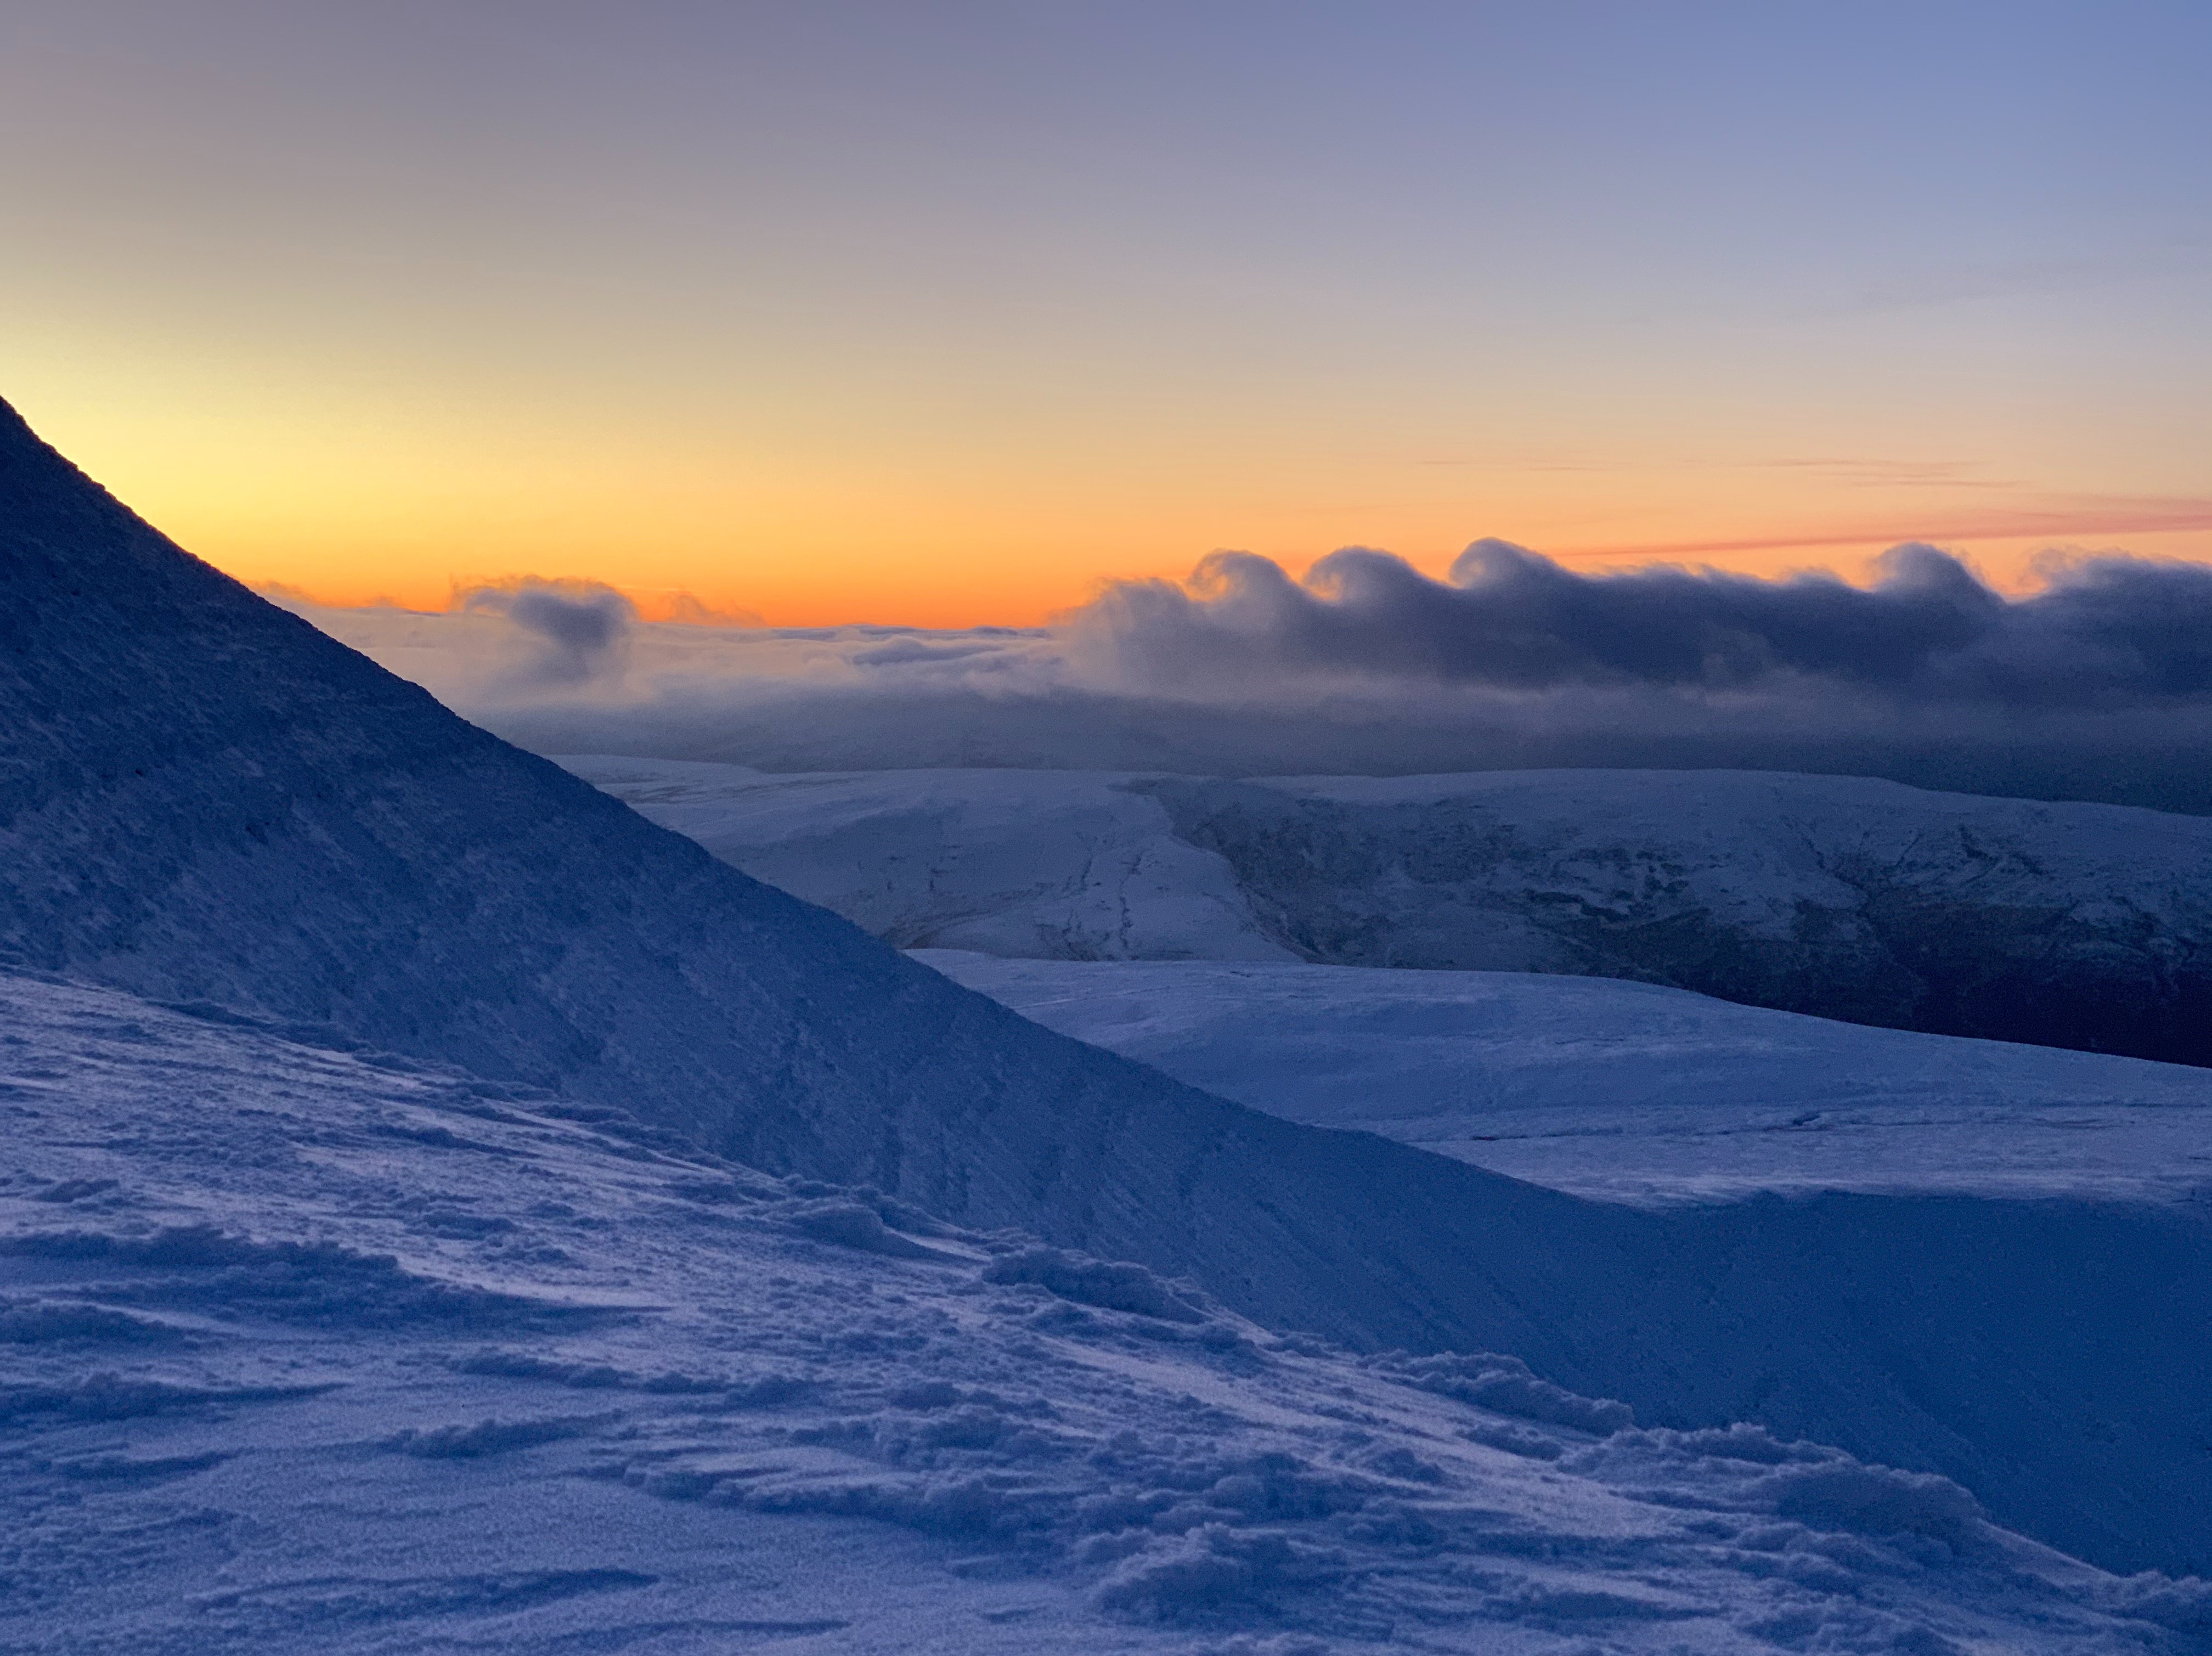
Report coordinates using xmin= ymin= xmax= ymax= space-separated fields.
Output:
xmin=3 ymin=2 xmax=2208 ymax=625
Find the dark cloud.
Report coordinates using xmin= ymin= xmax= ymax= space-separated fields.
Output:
xmin=459 ymin=578 xmax=635 ymax=685
xmin=1069 ymin=540 xmax=2212 ymax=709
xmin=285 ymin=545 xmax=2212 ymax=815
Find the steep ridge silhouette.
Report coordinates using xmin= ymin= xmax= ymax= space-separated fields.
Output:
xmin=4 ymin=395 xmax=2208 ymax=1574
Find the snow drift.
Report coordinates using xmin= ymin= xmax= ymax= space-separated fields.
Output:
xmin=9 ymin=968 xmax=2199 ymax=1654
xmin=923 ymin=951 xmax=2212 ymax=1576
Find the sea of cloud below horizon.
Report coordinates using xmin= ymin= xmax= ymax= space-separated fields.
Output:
xmin=272 ymin=540 xmax=2212 ymax=812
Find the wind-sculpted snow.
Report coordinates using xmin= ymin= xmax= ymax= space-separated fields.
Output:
xmin=3 ymin=970 xmax=2205 ymax=1655
xmin=926 ymin=952 xmax=2212 ymax=1578
xmin=569 ymin=758 xmax=2212 ymax=1065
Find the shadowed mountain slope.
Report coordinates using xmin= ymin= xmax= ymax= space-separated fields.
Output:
xmin=4 ymin=396 xmax=2210 ymax=1575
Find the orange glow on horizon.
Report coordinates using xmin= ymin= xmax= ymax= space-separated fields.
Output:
xmin=228 ymin=517 xmax=2212 ymax=629
xmin=170 ymin=497 xmax=2212 ymax=629
xmin=13 ymin=362 xmax=2209 ymax=629
xmin=7 ymin=7 xmax=2205 ymax=636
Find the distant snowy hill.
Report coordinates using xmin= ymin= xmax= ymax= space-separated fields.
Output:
xmin=563 ymin=759 xmax=1300 ymax=960
xmin=9 ymin=967 xmax=2202 ymax=1654
xmin=568 ymin=757 xmax=2212 ymax=1066
xmin=918 ymin=953 xmax=2212 ymax=1206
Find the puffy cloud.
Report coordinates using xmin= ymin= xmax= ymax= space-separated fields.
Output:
xmin=456 ymin=578 xmax=635 ymax=686
xmin=1067 ymin=540 xmax=2212 ymax=707
xmin=268 ymin=544 xmax=2212 ymax=814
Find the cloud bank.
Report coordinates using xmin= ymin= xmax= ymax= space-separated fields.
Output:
xmin=269 ymin=545 xmax=2212 ymax=814
xmin=1069 ymin=540 xmax=2212 ymax=707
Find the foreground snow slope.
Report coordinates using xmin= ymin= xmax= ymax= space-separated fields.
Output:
xmin=918 ymin=954 xmax=2212 ymax=1206
xmin=3 ymin=968 xmax=2205 ymax=1656
xmin=919 ymin=954 xmax=2212 ymax=1575
xmin=568 ymin=758 xmax=2212 ymax=1066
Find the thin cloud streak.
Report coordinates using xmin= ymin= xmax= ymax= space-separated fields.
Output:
xmin=1551 ymin=498 xmax=2212 ymax=565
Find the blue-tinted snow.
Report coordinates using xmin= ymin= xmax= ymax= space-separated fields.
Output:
xmin=2 ymin=968 xmax=2205 ymax=1654
xmin=915 ymin=954 xmax=2212 ymax=1207
xmin=0 ymin=392 xmax=1680 ymax=1383
xmin=29 ymin=384 xmax=2199 ymax=1580
xmin=913 ymin=952 xmax=2212 ymax=1578
xmin=567 ymin=757 xmax=2212 ymax=1066
xmin=556 ymin=739 xmax=2212 ymax=1573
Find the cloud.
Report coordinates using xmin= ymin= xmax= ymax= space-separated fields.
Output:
xmin=1554 ymin=496 xmax=2212 ymax=563
xmin=1065 ymin=539 xmax=2212 ymax=710
xmin=458 ymin=578 xmax=635 ymax=686
xmin=661 ymin=592 xmax=764 ymax=627
xmin=272 ymin=544 xmax=2212 ymax=815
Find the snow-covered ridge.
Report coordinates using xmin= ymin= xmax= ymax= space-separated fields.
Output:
xmin=916 ymin=953 xmax=2212 ymax=1207
xmin=3 ymin=968 xmax=2204 ymax=1654
xmin=567 ymin=757 xmax=2212 ymax=1066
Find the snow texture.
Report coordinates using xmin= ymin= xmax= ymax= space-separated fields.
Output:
xmin=2 ymin=967 xmax=2206 ymax=1655
xmin=567 ymin=757 xmax=2212 ymax=1066
xmin=916 ymin=954 xmax=2212 ymax=1207
xmin=913 ymin=951 xmax=2212 ymax=1576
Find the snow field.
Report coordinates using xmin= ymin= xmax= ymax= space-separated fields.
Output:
xmin=558 ymin=757 xmax=1297 ymax=960
xmin=3 ymin=969 xmax=2205 ymax=1654
xmin=913 ymin=954 xmax=2212 ymax=1206
xmin=915 ymin=950 xmax=2212 ymax=1577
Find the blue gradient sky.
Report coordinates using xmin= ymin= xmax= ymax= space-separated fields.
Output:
xmin=3 ymin=2 xmax=2205 ymax=621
